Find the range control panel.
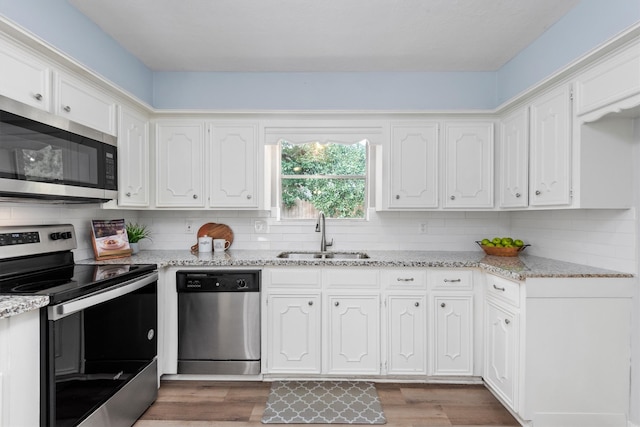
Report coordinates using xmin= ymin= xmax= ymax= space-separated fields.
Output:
xmin=176 ymin=270 xmax=260 ymax=292
xmin=0 ymin=224 xmax=76 ymax=259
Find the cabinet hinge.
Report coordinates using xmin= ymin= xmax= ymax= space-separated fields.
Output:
xmin=569 ymin=89 xmax=574 ymax=101
xmin=570 ymin=189 xmax=573 ymax=198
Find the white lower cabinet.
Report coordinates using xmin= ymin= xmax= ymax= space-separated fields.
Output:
xmin=484 ymin=298 xmax=519 ymax=410
xmin=431 ymin=295 xmax=473 ymax=376
xmin=386 ymin=294 xmax=426 ymax=374
xmin=0 ymin=310 xmax=40 ymax=427
xmin=267 ymin=293 xmax=321 ymax=374
xmin=327 ymin=294 xmax=380 ymax=374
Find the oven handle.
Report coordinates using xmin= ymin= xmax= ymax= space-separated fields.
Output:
xmin=48 ymin=271 xmax=158 ymax=321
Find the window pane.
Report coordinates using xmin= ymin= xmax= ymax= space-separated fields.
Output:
xmin=281 ymin=178 xmax=366 ymax=219
xmin=281 ymin=141 xmax=366 ymax=176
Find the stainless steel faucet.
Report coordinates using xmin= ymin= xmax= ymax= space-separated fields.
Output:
xmin=315 ymin=211 xmax=333 ymax=252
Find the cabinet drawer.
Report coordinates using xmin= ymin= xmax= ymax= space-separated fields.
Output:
xmin=381 ymin=269 xmax=427 ymax=289
xmin=428 ymin=269 xmax=473 ymax=290
xmin=268 ymin=268 xmax=321 ymax=288
xmin=485 ymin=275 xmax=521 ymax=307
xmin=324 ymin=269 xmax=379 ymax=289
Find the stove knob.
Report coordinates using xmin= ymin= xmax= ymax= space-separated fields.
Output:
xmin=50 ymin=232 xmax=61 ymax=240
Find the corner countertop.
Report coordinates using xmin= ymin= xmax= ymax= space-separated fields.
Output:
xmin=79 ymin=249 xmax=634 ymax=281
xmin=2 ymin=249 xmax=633 ymax=320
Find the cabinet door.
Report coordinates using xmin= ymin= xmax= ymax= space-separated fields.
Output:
xmin=209 ymin=124 xmax=258 ymax=208
xmin=155 ymin=122 xmax=205 ymax=207
xmin=387 ymin=294 xmax=426 ymax=374
xmin=443 ymin=122 xmax=494 ymax=208
xmin=267 ymin=293 xmax=321 ymax=374
xmin=484 ymin=300 xmax=518 ymax=410
xmin=55 ymin=72 xmax=117 ymax=135
xmin=499 ymin=108 xmax=529 ymax=208
xmin=432 ymin=295 xmax=473 ymax=376
xmin=389 ymin=124 xmax=438 ymax=208
xmin=529 ymin=85 xmax=572 ymax=206
xmin=118 ymin=107 xmax=149 ymax=207
xmin=0 ymin=39 xmax=51 ymax=111
xmin=327 ymin=294 xmax=380 ymax=374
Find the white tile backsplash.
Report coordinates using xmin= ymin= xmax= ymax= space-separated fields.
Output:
xmin=0 ymin=202 xmax=636 ymax=274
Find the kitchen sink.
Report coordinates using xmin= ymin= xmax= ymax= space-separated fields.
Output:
xmin=276 ymin=251 xmax=370 ymax=260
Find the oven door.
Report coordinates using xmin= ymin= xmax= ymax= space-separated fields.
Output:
xmin=43 ymin=272 xmax=158 ymax=427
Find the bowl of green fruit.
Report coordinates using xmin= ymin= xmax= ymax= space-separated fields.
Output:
xmin=476 ymin=237 xmax=529 ymax=257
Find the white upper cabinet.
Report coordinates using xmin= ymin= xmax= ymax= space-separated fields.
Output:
xmin=529 ymin=85 xmax=572 ymax=207
xmin=388 ymin=123 xmax=439 ymax=208
xmin=54 ymin=71 xmax=117 ymax=135
xmin=499 ymin=108 xmax=529 ymax=208
xmin=443 ymin=122 xmax=494 ymax=208
xmin=209 ymin=123 xmax=259 ymax=208
xmin=0 ymin=38 xmax=52 ymax=111
xmin=575 ymin=39 xmax=640 ymax=121
xmin=118 ymin=107 xmax=150 ymax=207
xmin=155 ymin=121 xmax=206 ymax=207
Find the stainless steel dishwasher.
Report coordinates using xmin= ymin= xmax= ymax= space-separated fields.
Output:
xmin=176 ymin=270 xmax=261 ymax=375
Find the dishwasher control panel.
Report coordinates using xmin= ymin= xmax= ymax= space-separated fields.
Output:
xmin=176 ymin=270 xmax=260 ymax=292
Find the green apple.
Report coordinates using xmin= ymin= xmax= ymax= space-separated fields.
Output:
xmin=501 ymin=237 xmax=513 ymax=245
xmin=514 ymin=239 xmax=524 ymax=247
xmin=485 ymin=242 xmax=495 ymax=247
xmin=492 ymin=237 xmax=502 ymax=245
xmin=481 ymin=238 xmax=491 ymax=245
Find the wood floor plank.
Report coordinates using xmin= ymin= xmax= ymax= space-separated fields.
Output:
xmin=135 ymin=381 xmax=520 ymax=427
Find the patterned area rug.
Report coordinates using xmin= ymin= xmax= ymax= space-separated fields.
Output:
xmin=262 ymin=381 xmax=386 ymax=424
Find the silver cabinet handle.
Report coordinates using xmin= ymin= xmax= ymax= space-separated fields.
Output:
xmin=440 ymin=302 xmax=446 ymax=308
xmin=396 ymin=277 xmax=414 ymax=282
xmin=414 ymin=302 xmax=420 ymax=307
xmin=334 ymin=301 xmax=339 ymax=307
xmin=63 ymin=105 xmax=71 ymax=112
xmin=308 ymin=301 xmax=313 ymax=306
xmin=505 ymin=319 xmax=511 ymax=325
xmin=450 ymin=195 xmax=455 ymax=200
xmin=34 ymin=93 xmax=43 ymax=101
xmin=493 ymin=284 xmax=506 ymax=291
xmin=444 ymin=279 xmax=461 ymax=283
xmin=193 ymin=194 xmax=198 ymax=199
xmin=126 ymin=192 xmax=131 ymax=197
xmin=535 ymin=190 xmax=541 ymax=195
xmin=515 ymin=193 xmax=521 ymax=198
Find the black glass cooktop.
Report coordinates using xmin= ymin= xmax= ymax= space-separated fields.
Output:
xmin=0 ymin=262 xmax=157 ymax=304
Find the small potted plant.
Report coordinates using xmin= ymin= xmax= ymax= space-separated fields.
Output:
xmin=125 ymin=222 xmax=152 ymax=254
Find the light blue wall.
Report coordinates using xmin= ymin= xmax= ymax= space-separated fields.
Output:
xmin=0 ymin=0 xmax=153 ymax=104
xmin=1 ymin=0 xmax=639 ymax=110
xmin=497 ymin=0 xmax=640 ymax=104
xmin=152 ymin=71 xmax=496 ymax=110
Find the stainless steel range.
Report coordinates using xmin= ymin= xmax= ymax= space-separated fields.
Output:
xmin=0 ymin=224 xmax=158 ymax=427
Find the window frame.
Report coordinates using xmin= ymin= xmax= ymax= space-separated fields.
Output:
xmin=276 ymin=138 xmax=371 ymax=221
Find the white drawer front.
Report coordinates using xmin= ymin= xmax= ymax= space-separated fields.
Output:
xmin=268 ymin=268 xmax=321 ymax=288
xmin=428 ymin=269 xmax=473 ymax=290
xmin=324 ymin=269 xmax=379 ymax=289
xmin=485 ymin=275 xmax=520 ymax=307
xmin=381 ymin=269 xmax=427 ymax=289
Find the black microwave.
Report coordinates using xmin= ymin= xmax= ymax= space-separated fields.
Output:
xmin=0 ymin=95 xmax=117 ymax=203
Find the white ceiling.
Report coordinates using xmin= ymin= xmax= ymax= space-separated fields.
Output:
xmin=68 ymin=0 xmax=581 ymax=72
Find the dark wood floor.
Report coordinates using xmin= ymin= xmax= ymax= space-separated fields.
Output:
xmin=134 ymin=380 xmax=520 ymax=427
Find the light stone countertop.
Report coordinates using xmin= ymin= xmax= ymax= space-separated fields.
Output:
xmin=79 ymin=249 xmax=633 ymax=281
xmin=2 ymin=249 xmax=633 ymax=320
xmin=0 ymin=295 xmax=49 ymax=320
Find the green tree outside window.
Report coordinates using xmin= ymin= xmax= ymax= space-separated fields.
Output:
xmin=280 ymin=140 xmax=367 ymax=219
